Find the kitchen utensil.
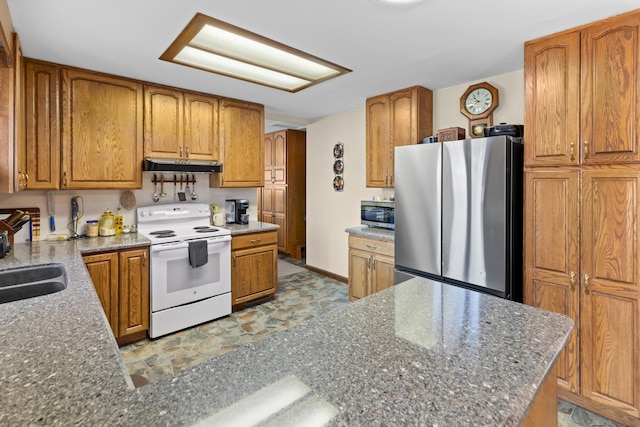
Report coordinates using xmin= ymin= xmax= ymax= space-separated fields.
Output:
xmin=191 ymin=175 xmax=197 ymax=200
xmin=178 ymin=175 xmax=186 ymax=201
xmin=152 ymin=174 xmax=160 ymax=202
xmin=184 ymin=176 xmax=190 ymax=198
xmin=160 ymin=176 xmax=167 ymax=198
xmin=120 ymin=190 xmax=136 ymax=210
xmin=47 ymin=191 xmax=55 ymax=232
xmin=173 ymin=174 xmax=177 ymax=201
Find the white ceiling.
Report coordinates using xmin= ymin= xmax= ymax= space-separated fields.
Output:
xmin=8 ymin=0 xmax=640 ymax=131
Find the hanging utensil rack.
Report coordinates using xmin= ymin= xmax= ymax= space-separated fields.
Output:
xmin=151 ymin=174 xmax=197 ymax=185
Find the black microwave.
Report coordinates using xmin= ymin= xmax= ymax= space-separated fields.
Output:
xmin=361 ymin=200 xmax=395 ymax=229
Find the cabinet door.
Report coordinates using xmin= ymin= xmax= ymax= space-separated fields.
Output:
xmin=118 ymin=248 xmax=149 ymax=338
xmin=184 ymin=92 xmax=218 ymax=160
xmin=143 ymin=85 xmax=183 ymax=159
xmin=264 ymin=132 xmax=274 ymax=183
xmin=348 ymin=248 xmax=370 ymax=301
xmin=83 ymin=252 xmax=119 ymax=336
xmin=212 ymin=99 xmax=264 ymax=187
xmin=62 ymin=69 xmax=143 ymax=189
xmin=273 ymin=185 xmax=287 ymax=252
xmin=581 ymin=12 xmax=640 ymax=164
xmin=523 ymin=170 xmax=580 ymax=393
xmin=273 ymin=131 xmax=287 ymax=184
xmin=232 ymin=244 xmax=277 ymax=304
xmin=13 ymin=35 xmax=26 ymax=191
xmin=24 ymin=60 xmax=60 ymax=189
xmin=581 ymin=169 xmax=640 ymax=417
xmin=524 ymin=32 xmax=580 ymax=167
xmin=371 ymin=254 xmax=395 ymax=294
xmin=366 ymin=94 xmax=390 ymax=187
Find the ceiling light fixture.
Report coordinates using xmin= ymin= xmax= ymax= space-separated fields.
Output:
xmin=161 ymin=13 xmax=351 ymax=92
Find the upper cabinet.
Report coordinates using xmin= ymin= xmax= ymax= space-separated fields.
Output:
xmin=143 ymin=85 xmax=219 ymax=161
xmin=366 ymin=85 xmax=432 ymax=187
xmin=0 ymin=32 xmax=18 ymax=193
xmin=21 ymin=59 xmax=60 ymax=190
xmin=210 ymin=99 xmax=264 ymax=188
xmin=525 ymin=11 xmax=640 ymax=167
xmin=62 ymin=68 xmax=143 ymax=189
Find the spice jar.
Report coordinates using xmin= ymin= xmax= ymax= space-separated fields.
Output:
xmin=86 ymin=220 xmax=99 ymax=237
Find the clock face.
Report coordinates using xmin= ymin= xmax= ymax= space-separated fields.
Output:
xmin=465 ymin=88 xmax=493 ymax=115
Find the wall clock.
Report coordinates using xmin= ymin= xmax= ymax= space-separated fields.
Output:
xmin=460 ymin=82 xmax=499 ymax=138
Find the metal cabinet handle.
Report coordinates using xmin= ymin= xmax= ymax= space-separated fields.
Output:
xmin=179 ymin=146 xmax=183 ymax=158
xmin=143 ymin=251 xmax=147 ymax=267
xmin=569 ymin=271 xmax=576 ymax=292
xmin=250 ymin=238 xmax=262 ymax=244
xmin=372 ymin=257 xmax=376 ymax=270
xmin=570 ymin=142 xmax=575 ymax=163
xmin=583 ymin=141 xmax=589 ymax=161
xmin=185 ymin=145 xmax=190 ymax=158
xmin=232 ymin=254 xmax=236 ymax=267
xmin=584 ymin=273 xmax=590 ymax=295
xmin=365 ymin=243 xmax=378 ymax=250
xmin=63 ymin=171 xmax=68 ymax=188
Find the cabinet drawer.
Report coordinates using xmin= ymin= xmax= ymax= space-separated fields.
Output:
xmin=232 ymin=231 xmax=277 ymax=250
xmin=348 ymin=235 xmax=394 ymax=257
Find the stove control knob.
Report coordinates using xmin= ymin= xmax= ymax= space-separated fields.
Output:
xmin=139 ymin=211 xmax=145 ymax=217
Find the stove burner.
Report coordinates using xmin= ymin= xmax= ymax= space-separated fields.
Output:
xmin=193 ymin=226 xmax=211 ymax=229
xmin=195 ymin=228 xmax=220 ymax=233
xmin=150 ymin=230 xmax=175 ymax=235
xmin=154 ymin=234 xmax=176 ymax=238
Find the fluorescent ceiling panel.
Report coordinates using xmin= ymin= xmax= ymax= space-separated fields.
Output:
xmin=161 ymin=13 xmax=351 ymax=92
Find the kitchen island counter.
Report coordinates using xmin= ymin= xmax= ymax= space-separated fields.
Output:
xmin=225 ymin=220 xmax=279 ymax=235
xmin=346 ymin=225 xmax=394 ymax=240
xmin=1 ymin=238 xmax=571 ymax=426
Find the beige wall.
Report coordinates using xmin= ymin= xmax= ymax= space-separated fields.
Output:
xmin=306 ymin=69 xmax=524 ymax=277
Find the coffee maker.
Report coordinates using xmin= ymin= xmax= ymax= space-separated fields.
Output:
xmin=236 ymin=199 xmax=249 ymax=224
xmin=225 ymin=199 xmax=249 ymax=224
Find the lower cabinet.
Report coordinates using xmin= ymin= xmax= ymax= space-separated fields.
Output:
xmin=231 ymin=230 xmax=278 ymax=308
xmin=348 ymin=235 xmax=394 ymax=301
xmin=83 ymin=246 xmax=149 ymax=345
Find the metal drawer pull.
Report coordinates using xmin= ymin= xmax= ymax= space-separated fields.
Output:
xmin=250 ymin=238 xmax=261 ymax=244
xmin=143 ymin=251 xmax=147 ymax=267
xmin=570 ymin=142 xmax=575 ymax=163
xmin=583 ymin=141 xmax=589 ymax=161
xmin=365 ymin=244 xmax=378 ymax=250
xmin=569 ymin=271 xmax=576 ymax=292
xmin=584 ymin=273 xmax=590 ymax=295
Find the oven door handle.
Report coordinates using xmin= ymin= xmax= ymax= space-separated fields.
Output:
xmin=151 ymin=237 xmax=231 ymax=253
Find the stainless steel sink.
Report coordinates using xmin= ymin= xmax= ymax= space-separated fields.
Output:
xmin=0 ymin=264 xmax=68 ymax=304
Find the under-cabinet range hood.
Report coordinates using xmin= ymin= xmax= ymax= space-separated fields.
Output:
xmin=143 ymin=158 xmax=223 ymax=173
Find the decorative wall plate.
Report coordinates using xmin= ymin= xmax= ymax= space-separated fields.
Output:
xmin=333 ymin=175 xmax=344 ymax=191
xmin=333 ymin=143 xmax=344 ymax=158
xmin=333 ymin=159 xmax=344 ymax=174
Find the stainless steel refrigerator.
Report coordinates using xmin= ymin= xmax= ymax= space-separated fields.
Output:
xmin=394 ymin=135 xmax=523 ymax=301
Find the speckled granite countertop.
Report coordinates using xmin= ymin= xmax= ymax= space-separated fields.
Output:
xmin=225 ymin=221 xmax=279 ymax=235
xmin=0 ymin=234 xmax=571 ymax=426
xmin=346 ymin=225 xmax=394 ymax=240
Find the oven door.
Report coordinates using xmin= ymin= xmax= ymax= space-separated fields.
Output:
xmin=150 ymin=235 xmax=231 ymax=312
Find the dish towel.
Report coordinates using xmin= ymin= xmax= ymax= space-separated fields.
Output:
xmin=188 ymin=240 xmax=208 ymax=268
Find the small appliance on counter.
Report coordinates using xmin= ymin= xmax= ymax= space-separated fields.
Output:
xmin=483 ymin=123 xmax=524 ymax=138
xmin=361 ymin=200 xmax=395 ymax=229
xmin=225 ymin=199 xmax=249 ymax=225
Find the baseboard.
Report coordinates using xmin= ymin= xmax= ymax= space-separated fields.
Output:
xmin=305 ymin=264 xmax=348 ymax=283
xmin=558 ymin=388 xmax=639 ymax=426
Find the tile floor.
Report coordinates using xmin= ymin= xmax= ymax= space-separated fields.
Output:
xmin=120 ymin=257 xmax=627 ymax=427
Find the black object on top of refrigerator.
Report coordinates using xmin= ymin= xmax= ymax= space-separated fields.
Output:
xmin=394 ymin=135 xmax=523 ymax=301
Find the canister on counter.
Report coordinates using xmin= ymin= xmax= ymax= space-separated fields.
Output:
xmin=86 ymin=220 xmax=99 ymax=237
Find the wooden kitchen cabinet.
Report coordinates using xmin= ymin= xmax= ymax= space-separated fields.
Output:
xmin=524 ymin=11 xmax=640 ymax=167
xmin=348 ymin=235 xmax=394 ymax=301
xmin=21 ymin=59 xmax=60 ymax=190
xmin=143 ymin=84 xmax=219 ymax=161
xmin=231 ymin=230 xmax=278 ymax=309
xmin=83 ymin=246 xmax=149 ymax=345
xmin=210 ymin=98 xmax=264 ymax=188
xmin=366 ymin=85 xmax=432 ymax=187
xmin=525 ymin=168 xmax=640 ymax=424
xmin=524 ymin=11 xmax=640 ymax=425
xmin=259 ymin=130 xmax=306 ymax=258
xmin=62 ymin=68 xmax=143 ymax=189
xmin=0 ymin=32 xmax=19 ymax=193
